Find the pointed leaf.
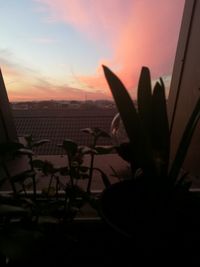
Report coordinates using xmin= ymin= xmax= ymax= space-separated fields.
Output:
xmin=79 ymin=146 xmax=97 ymax=155
xmin=24 ymin=135 xmax=32 ymax=146
xmin=80 ymin=128 xmax=94 ymax=135
xmin=169 ymin=97 xmax=200 ymax=184
xmin=152 ymin=80 xmax=170 ymax=177
xmin=94 ymin=167 xmax=111 ymax=188
xmin=137 ymin=67 xmax=153 ymax=137
xmin=32 ymin=139 xmax=50 ymax=147
xmin=103 ymin=65 xmax=139 ymax=144
xmin=103 ymin=65 xmax=152 ymax=171
xmin=17 ymin=148 xmax=34 ymax=156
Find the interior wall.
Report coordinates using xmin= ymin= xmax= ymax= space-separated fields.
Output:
xmin=168 ymin=0 xmax=200 ymax=178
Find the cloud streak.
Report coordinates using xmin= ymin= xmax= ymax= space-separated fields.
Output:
xmin=0 ymin=51 xmax=109 ymax=101
xmin=36 ymin=0 xmax=185 ymax=97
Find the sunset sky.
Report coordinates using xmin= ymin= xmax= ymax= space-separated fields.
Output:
xmin=0 ymin=0 xmax=185 ymax=102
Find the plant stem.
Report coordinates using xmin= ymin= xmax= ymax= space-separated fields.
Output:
xmin=67 ymin=154 xmax=74 ymax=187
xmin=56 ymin=176 xmax=59 ymax=200
xmin=47 ymin=174 xmax=54 ymax=197
xmin=22 ymin=182 xmax=27 ymax=197
xmin=32 ymin=174 xmax=36 ymax=201
xmin=28 ymin=154 xmax=36 ymax=200
xmin=87 ymin=137 xmax=97 ymax=193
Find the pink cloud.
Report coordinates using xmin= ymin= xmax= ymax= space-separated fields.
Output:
xmin=36 ymin=0 xmax=185 ymax=98
xmin=114 ymin=1 xmax=185 ymax=86
xmin=35 ymin=0 xmax=130 ymax=41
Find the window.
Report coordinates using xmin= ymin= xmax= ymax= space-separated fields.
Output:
xmin=1 ymin=1 xmax=193 ymax=192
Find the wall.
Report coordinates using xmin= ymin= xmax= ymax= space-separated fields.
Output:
xmin=168 ymin=0 xmax=200 ymax=178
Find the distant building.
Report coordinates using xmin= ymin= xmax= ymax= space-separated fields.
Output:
xmin=13 ymin=109 xmax=117 ymax=155
xmin=12 ymin=103 xmax=29 ymax=110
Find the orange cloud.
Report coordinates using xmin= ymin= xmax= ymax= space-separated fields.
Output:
xmin=8 ymin=83 xmax=110 ymax=102
xmin=1 ymin=59 xmax=110 ymax=102
xmin=36 ymin=0 xmax=185 ymax=98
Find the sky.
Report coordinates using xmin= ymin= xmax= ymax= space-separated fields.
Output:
xmin=0 ymin=0 xmax=185 ymax=102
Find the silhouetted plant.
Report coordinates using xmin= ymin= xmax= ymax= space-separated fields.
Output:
xmin=25 ymin=127 xmax=113 ymax=221
xmin=80 ymin=127 xmax=112 ymax=192
xmin=103 ymin=65 xmax=200 ymax=193
xmin=1 ymin=135 xmax=50 ymax=200
xmin=57 ymin=130 xmax=113 ymax=211
xmin=0 ymin=124 xmax=114 ymax=264
xmin=99 ymin=65 xmax=200 ymax=238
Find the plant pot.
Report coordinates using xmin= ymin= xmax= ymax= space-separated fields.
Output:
xmin=99 ymin=179 xmax=200 ymax=246
xmin=99 ymin=179 xmax=159 ymax=239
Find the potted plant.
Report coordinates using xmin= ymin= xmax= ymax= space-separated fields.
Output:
xmin=0 ymin=127 xmax=115 ymax=265
xmin=99 ymin=65 xmax=200 ymax=243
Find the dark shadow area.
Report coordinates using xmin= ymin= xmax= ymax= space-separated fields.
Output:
xmin=2 ymin=218 xmax=200 ymax=266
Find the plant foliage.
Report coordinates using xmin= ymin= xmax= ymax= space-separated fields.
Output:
xmin=103 ymin=65 xmax=200 ymax=192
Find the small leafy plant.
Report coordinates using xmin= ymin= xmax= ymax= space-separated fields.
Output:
xmin=0 ymin=127 xmax=113 ymax=264
xmin=0 ymin=127 xmax=113 ymax=221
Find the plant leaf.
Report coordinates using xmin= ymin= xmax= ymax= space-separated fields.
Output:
xmin=103 ymin=65 xmax=139 ymax=143
xmin=93 ymin=127 xmax=110 ymax=138
xmin=79 ymin=146 xmax=97 ymax=155
xmin=17 ymin=148 xmax=34 ymax=156
xmin=103 ymin=65 xmax=152 ymax=172
xmin=94 ymin=167 xmax=111 ymax=188
xmin=152 ymin=80 xmax=170 ymax=178
xmin=32 ymin=139 xmax=50 ymax=147
xmin=81 ymin=127 xmax=110 ymax=139
xmin=80 ymin=128 xmax=94 ymax=135
xmin=95 ymin=145 xmax=114 ymax=154
xmin=169 ymin=97 xmax=200 ymax=184
xmin=62 ymin=139 xmax=78 ymax=156
xmin=137 ymin=67 xmax=152 ymax=137
xmin=24 ymin=134 xmax=32 ymax=147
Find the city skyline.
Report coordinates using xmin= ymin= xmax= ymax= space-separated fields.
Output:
xmin=0 ymin=0 xmax=185 ymax=101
